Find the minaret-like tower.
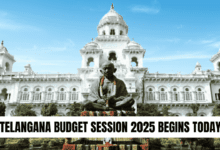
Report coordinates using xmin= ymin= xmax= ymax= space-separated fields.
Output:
xmin=0 ymin=41 xmax=16 ymax=74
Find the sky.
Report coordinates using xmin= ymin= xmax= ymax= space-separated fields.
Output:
xmin=1 ymin=0 xmax=220 ymax=74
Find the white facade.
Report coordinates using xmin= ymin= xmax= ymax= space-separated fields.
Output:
xmin=0 ymin=4 xmax=220 ymax=116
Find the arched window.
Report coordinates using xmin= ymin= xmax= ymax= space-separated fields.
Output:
xmin=146 ymin=88 xmax=155 ymax=101
xmin=22 ymin=88 xmax=29 ymax=101
xmin=131 ymin=57 xmax=138 ymax=67
xmin=5 ymin=62 xmax=10 ymax=71
xmin=218 ymin=62 xmax=220 ymax=71
xmin=197 ymin=88 xmax=205 ymax=100
xmin=34 ymin=88 xmax=41 ymax=101
xmin=70 ymin=88 xmax=78 ymax=101
xmin=160 ymin=88 xmax=167 ymax=101
xmin=59 ymin=88 xmax=66 ymax=101
xmin=120 ymin=30 xmax=123 ymax=35
xmin=110 ymin=29 xmax=115 ymax=35
xmin=1 ymin=88 xmax=8 ymax=100
xmin=87 ymin=57 xmax=94 ymax=67
xmin=172 ymin=88 xmax=179 ymax=101
xmin=102 ymin=31 xmax=105 ymax=35
xmin=184 ymin=88 xmax=192 ymax=101
xmin=108 ymin=52 xmax=117 ymax=61
xmin=46 ymin=88 xmax=54 ymax=101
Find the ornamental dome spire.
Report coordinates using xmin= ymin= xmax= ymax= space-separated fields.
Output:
xmin=97 ymin=4 xmax=128 ymax=36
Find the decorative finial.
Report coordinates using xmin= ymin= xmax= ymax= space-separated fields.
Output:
xmin=111 ymin=3 xmax=114 ymax=9
xmin=132 ymin=38 xmax=134 ymax=41
xmin=1 ymin=40 xmax=3 ymax=46
xmin=91 ymin=38 xmax=93 ymax=41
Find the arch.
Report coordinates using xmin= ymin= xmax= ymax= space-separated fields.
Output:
xmin=183 ymin=86 xmax=191 ymax=91
xmin=87 ymin=57 xmax=94 ymax=67
xmin=58 ymin=86 xmax=67 ymax=91
xmin=170 ymin=86 xmax=179 ymax=91
xmin=173 ymin=113 xmax=181 ymax=116
xmin=5 ymin=62 xmax=10 ymax=71
xmin=198 ymin=112 xmax=206 ymax=116
xmin=158 ymin=86 xmax=167 ymax=91
xmin=108 ymin=51 xmax=117 ymax=61
xmin=70 ymin=86 xmax=79 ymax=101
xmin=102 ymin=30 xmax=106 ymax=35
xmin=58 ymin=86 xmax=66 ymax=101
xmin=218 ymin=62 xmax=220 ymax=71
xmin=20 ymin=85 xmax=30 ymax=91
xmin=120 ymin=30 xmax=123 ymax=35
xmin=131 ymin=57 xmax=138 ymax=67
xmin=183 ymin=86 xmax=192 ymax=101
xmin=146 ymin=86 xmax=155 ymax=91
xmin=33 ymin=86 xmax=42 ymax=91
xmin=110 ymin=29 xmax=115 ymax=35
xmin=195 ymin=86 xmax=204 ymax=91
xmin=0 ymin=88 xmax=8 ymax=100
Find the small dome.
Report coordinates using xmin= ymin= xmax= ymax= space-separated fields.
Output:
xmin=0 ymin=41 xmax=8 ymax=52
xmin=127 ymin=41 xmax=142 ymax=49
xmin=83 ymin=41 xmax=99 ymax=49
xmin=97 ymin=4 xmax=128 ymax=32
xmin=195 ymin=62 xmax=201 ymax=68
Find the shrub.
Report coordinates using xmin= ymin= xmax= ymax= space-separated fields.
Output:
xmin=41 ymin=103 xmax=58 ymax=116
xmin=0 ymin=102 xmax=6 ymax=116
xmin=14 ymin=104 xmax=36 ymax=116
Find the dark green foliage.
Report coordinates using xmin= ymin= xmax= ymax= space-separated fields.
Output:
xmin=14 ymin=104 xmax=36 ymax=116
xmin=66 ymin=102 xmax=83 ymax=116
xmin=188 ymin=104 xmax=200 ymax=116
xmin=212 ymin=104 xmax=220 ymax=116
xmin=197 ymin=138 xmax=214 ymax=150
xmin=41 ymin=103 xmax=58 ymax=116
xmin=149 ymin=138 xmax=162 ymax=150
xmin=137 ymin=103 xmax=162 ymax=116
xmin=0 ymin=102 xmax=6 ymax=116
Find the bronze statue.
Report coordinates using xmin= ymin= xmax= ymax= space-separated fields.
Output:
xmin=83 ymin=62 xmax=134 ymax=111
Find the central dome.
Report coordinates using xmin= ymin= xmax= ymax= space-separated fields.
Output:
xmin=97 ymin=4 xmax=128 ymax=36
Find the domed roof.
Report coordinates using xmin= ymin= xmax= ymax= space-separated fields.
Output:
xmin=195 ymin=62 xmax=201 ymax=68
xmin=97 ymin=4 xmax=128 ymax=31
xmin=127 ymin=41 xmax=143 ymax=49
xmin=0 ymin=41 xmax=8 ymax=52
xmin=83 ymin=41 xmax=100 ymax=49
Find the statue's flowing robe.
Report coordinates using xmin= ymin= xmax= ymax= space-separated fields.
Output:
xmin=88 ymin=76 xmax=128 ymax=102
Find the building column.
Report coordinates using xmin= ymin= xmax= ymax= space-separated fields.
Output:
xmin=54 ymin=91 xmax=59 ymax=103
xmin=29 ymin=91 xmax=34 ymax=102
xmin=168 ymin=91 xmax=172 ymax=102
xmin=180 ymin=91 xmax=184 ymax=102
xmin=66 ymin=91 xmax=71 ymax=103
xmin=42 ymin=91 xmax=46 ymax=103
xmin=192 ymin=91 xmax=197 ymax=102
xmin=155 ymin=91 xmax=160 ymax=101
xmin=17 ymin=91 xmax=21 ymax=102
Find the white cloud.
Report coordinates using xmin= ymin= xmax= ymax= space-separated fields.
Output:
xmin=131 ymin=6 xmax=160 ymax=14
xmin=209 ymin=41 xmax=220 ymax=48
xmin=144 ymin=54 xmax=212 ymax=62
xmin=177 ymin=24 xmax=183 ymax=29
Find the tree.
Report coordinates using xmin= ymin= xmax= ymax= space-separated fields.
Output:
xmin=14 ymin=104 xmax=36 ymax=116
xmin=0 ymin=102 xmax=6 ymax=116
xmin=187 ymin=104 xmax=200 ymax=116
xmin=41 ymin=103 xmax=58 ymax=116
xmin=66 ymin=102 xmax=82 ymax=116
xmin=137 ymin=103 xmax=162 ymax=116
xmin=197 ymin=138 xmax=214 ymax=150
xmin=161 ymin=106 xmax=174 ymax=116
xmin=212 ymin=104 xmax=220 ymax=116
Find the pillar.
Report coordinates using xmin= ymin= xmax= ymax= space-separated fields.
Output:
xmin=17 ymin=91 xmax=21 ymax=102
xmin=168 ymin=91 xmax=172 ymax=102
xmin=155 ymin=91 xmax=160 ymax=101
xmin=54 ymin=91 xmax=59 ymax=103
xmin=192 ymin=91 xmax=197 ymax=102
xmin=66 ymin=91 xmax=71 ymax=103
xmin=42 ymin=91 xmax=46 ymax=103
xmin=29 ymin=91 xmax=34 ymax=102
xmin=180 ymin=91 xmax=184 ymax=102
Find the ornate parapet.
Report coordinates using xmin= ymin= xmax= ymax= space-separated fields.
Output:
xmin=80 ymin=111 xmax=135 ymax=116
